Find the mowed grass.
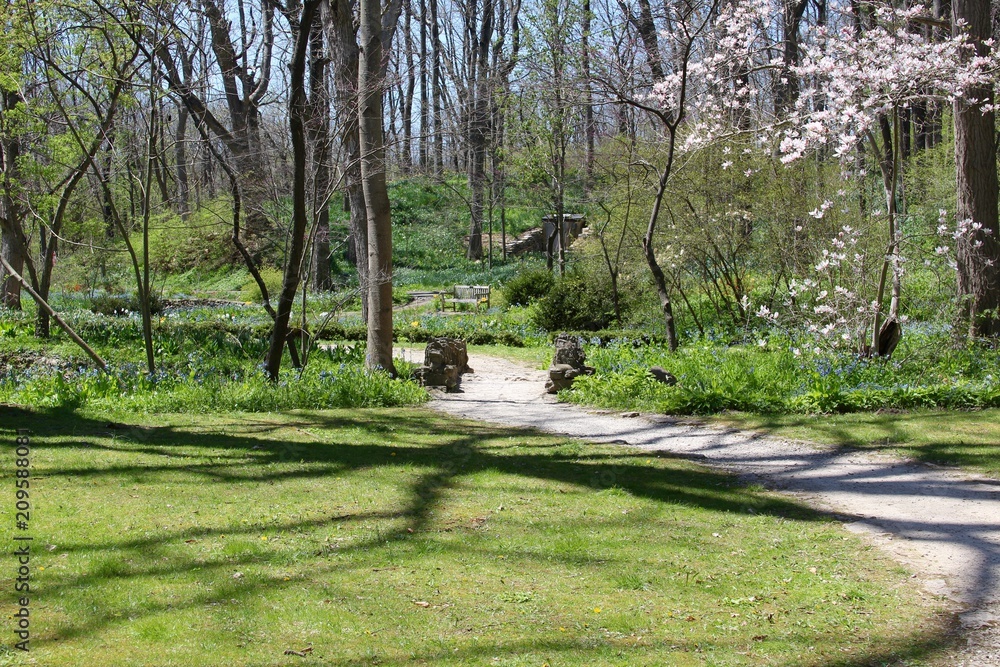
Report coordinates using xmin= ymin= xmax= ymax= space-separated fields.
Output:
xmin=712 ymin=408 xmax=1000 ymax=478
xmin=1 ymin=406 xmax=951 ymax=666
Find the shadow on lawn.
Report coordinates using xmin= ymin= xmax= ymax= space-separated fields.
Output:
xmin=0 ymin=404 xmax=960 ymax=665
xmin=746 ymin=409 xmax=1000 ymax=474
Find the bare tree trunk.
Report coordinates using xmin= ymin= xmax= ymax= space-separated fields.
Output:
xmin=430 ymin=0 xmax=443 ymax=173
xmin=100 ymin=126 xmax=116 ymax=236
xmin=582 ymin=0 xmax=594 ymax=191
xmin=775 ymin=0 xmax=809 ymax=115
xmin=175 ymin=105 xmax=191 ymax=219
xmin=419 ymin=0 xmax=428 ymax=170
xmin=174 ymin=48 xmax=194 ymax=220
xmin=401 ymin=0 xmax=415 ymax=173
xmin=953 ymin=0 xmax=1000 ymax=337
xmin=265 ymin=0 xmax=321 ymax=381
xmin=626 ymin=0 xmax=664 ymax=80
xmin=1 ymin=88 xmax=26 ymax=310
xmin=360 ymin=0 xmax=397 ymax=374
xmin=138 ymin=82 xmax=160 ymax=374
xmin=0 ymin=233 xmax=22 ymax=310
xmin=309 ymin=19 xmax=333 ymax=292
xmin=644 ymin=162 xmax=679 ymax=352
xmin=328 ymin=0 xmax=370 ymax=316
xmin=466 ymin=0 xmax=494 ymax=261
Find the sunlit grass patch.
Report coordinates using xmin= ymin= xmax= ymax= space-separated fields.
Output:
xmin=0 ymin=406 xmax=952 ymax=666
xmin=713 ymin=408 xmax=1000 ymax=477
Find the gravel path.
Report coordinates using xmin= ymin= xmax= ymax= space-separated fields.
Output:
xmin=428 ymin=352 xmax=1000 ymax=666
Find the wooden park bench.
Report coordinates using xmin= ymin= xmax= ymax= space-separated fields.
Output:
xmin=441 ymin=285 xmax=490 ymax=311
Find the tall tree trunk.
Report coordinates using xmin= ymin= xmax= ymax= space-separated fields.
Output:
xmin=309 ymin=19 xmax=333 ymax=292
xmin=175 ymin=104 xmax=191 ymax=220
xmin=0 ymin=232 xmax=23 ymax=310
xmin=328 ymin=0 xmax=371 ymax=315
xmin=467 ymin=0 xmax=494 ymax=261
xmin=953 ymin=0 xmax=1000 ymax=337
xmin=101 ymin=126 xmax=116 ymax=237
xmin=582 ymin=0 xmax=594 ymax=191
xmin=1 ymin=89 xmax=26 ymax=310
xmin=430 ymin=0 xmax=443 ymax=173
xmin=175 ymin=48 xmax=194 ymax=220
xmin=419 ymin=0 xmax=428 ymax=170
xmin=775 ymin=0 xmax=809 ymax=115
xmin=401 ymin=0 xmax=415 ymax=172
xmin=360 ymin=0 xmax=397 ymax=374
xmin=628 ymin=0 xmax=664 ymax=80
xmin=265 ymin=0 xmax=320 ymax=380
xmin=644 ymin=159 xmax=680 ymax=352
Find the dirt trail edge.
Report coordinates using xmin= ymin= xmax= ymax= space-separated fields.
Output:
xmin=428 ymin=353 xmax=1000 ymax=666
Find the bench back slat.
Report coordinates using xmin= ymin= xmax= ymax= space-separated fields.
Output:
xmin=453 ymin=285 xmax=490 ymax=300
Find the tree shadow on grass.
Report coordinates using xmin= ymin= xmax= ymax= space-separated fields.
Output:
xmin=0 ymin=404 xmax=961 ymax=665
xmin=744 ymin=409 xmax=1000 ymax=475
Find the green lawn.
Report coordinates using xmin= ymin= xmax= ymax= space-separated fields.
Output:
xmin=1 ymin=406 xmax=951 ymax=666
xmin=712 ymin=409 xmax=1000 ymax=478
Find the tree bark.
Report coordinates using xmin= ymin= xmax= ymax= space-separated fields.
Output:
xmin=308 ymin=18 xmax=333 ymax=292
xmin=430 ymin=0 xmax=444 ymax=172
xmin=419 ymin=0 xmax=429 ymax=170
xmin=0 ymin=232 xmax=22 ymax=310
xmin=360 ymin=0 xmax=397 ymax=374
xmin=1 ymin=89 xmax=27 ymax=310
xmin=466 ymin=0 xmax=494 ymax=261
xmin=582 ymin=0 xmax=594 ymax=191
xmin=953 ymin=0 xmax=1000 ymax=337
xmin=328 ymin=0 xmax=370 ymax=315
xmin=401 ymin=0 xmax=415 ymax=172
xmin=775 ymin=0 xmax=809 ymax=115
xmin=627 ymin=0 xmax=664 ymax=81
xmin=644 ymin=161 xmax=679 ymax=352
xmin=174 ymin=46 xmax=194 ymax=220
xmin=265 ymin=0 xmax=320 ymax=381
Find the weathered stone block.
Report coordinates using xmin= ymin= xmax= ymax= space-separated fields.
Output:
xmin=545 ymin=337 xmax=594 ymax=394
xmin=412 ymin=337 xmax=471 ymax=391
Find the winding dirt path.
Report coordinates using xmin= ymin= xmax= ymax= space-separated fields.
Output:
xmin=428 ymin=352 xmax=1000 ymax=666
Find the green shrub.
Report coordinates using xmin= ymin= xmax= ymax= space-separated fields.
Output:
xmin=532 ymin=272 xmax=617 ymax=332
xmin=503 ymin=268 xmax=555 ymax=307
xmin=146 ymin=198 xmax=234 ymax=273
xmin=0 ymin=358 xmax=428 ymax=413
xmin=241 ymin=266 xmax=284 ymax=303
xmin=89 ymin=292 xmax=163 ymax=317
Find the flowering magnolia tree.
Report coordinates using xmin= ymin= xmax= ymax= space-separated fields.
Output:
xmin=601 ymin=0 xmax=997 ymax=354
xmin=601 ymin=0 xmax=784 ymax=350
xmin=777 ymin=2 xmax=1000 ymax=355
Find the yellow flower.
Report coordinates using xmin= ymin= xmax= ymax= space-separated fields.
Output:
xmin=593 ymin=607 xmax=602 ymax=613
xmin=410 ymin=320 xmax=420 ymax=328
